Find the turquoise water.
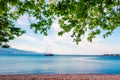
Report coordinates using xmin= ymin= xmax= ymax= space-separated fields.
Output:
xmin=0 ymin=54 xmax=120 ymax=74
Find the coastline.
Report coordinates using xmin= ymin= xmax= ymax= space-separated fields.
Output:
xmin=0 ymin=74 xmax=120 ymax=80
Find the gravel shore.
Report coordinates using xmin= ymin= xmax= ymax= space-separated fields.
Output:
xmin=0 ymin=74 xmax=120 ymax=80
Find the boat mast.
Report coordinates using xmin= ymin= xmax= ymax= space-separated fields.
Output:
xmin=44 ymin=45 xmax=52 ymax=55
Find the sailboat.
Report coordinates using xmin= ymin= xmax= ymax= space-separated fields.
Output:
xmin=44 ymin=45 xmax=54 ymax=56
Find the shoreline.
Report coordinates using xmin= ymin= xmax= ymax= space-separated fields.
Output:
xmin=0 ymin=74 xmax=120 ymax=80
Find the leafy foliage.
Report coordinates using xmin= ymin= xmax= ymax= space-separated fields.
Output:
xmin=0 ymin=0 xmax=25 ymax=47
xmin=0 ymin=0 xmax=120 ymax=47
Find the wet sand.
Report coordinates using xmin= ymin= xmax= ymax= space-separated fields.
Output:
xmin=0 ymin=74 xmax=120 ymax=80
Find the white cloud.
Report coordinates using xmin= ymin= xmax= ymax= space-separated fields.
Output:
xmin=51 ymin=21 xmax=61 ymax=32
xmin=19 ymin=35 xmax=38 ymax=42
xmin=9 ymin=35 xmax=47 ymax=53
xmin=17 ymin=15 xmax=30 ymax=26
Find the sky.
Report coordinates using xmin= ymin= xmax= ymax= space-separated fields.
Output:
xmin=9 ymin=14 xmax=120 ymax=55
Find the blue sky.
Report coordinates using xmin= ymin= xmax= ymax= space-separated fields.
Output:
xmin=9 ymin=14 xmax=120 ymax=55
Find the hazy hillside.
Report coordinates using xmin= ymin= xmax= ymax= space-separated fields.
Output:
xmin=0 ymin=47 xmax=42 ymax=55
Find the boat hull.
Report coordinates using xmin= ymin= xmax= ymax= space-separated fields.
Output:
xmin=45 ymin=54 xmax=54 ymax=56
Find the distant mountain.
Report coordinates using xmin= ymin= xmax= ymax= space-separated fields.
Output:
xmin=0 ymin=47 xmax=42 ymax=55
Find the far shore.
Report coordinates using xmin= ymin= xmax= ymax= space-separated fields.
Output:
xmin=0 ymin=74 xmax=120 ymax=80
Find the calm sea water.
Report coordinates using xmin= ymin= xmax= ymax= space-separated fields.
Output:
xmin=0 ymin=54 xmax=120 ymax=74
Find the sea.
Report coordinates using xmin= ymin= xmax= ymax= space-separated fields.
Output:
xmin=0 ymin=54 xmax=120 ymax=74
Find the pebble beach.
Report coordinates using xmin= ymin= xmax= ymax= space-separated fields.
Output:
xmin=0 ymin=74 xmax=120 ymax=80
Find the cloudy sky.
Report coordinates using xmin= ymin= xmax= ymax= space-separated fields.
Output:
xmin=9 ymin=14 xmax=120 ymax=55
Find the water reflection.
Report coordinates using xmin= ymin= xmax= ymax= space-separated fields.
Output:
xmin=0 ymin=55 xmax=120 ymax=74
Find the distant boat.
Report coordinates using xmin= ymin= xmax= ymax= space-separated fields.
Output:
xmin=45 ymin=54 xmax=54 ymax=56
xmin=44 ymin=45 xmax=54 ymax=56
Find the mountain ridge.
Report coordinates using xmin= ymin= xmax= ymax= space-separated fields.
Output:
xmin=0 ymin=47 xmax=42 ymax=55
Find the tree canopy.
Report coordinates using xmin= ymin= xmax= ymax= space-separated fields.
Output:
xmin=0 ymin=0 xmax=120 ymax=47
